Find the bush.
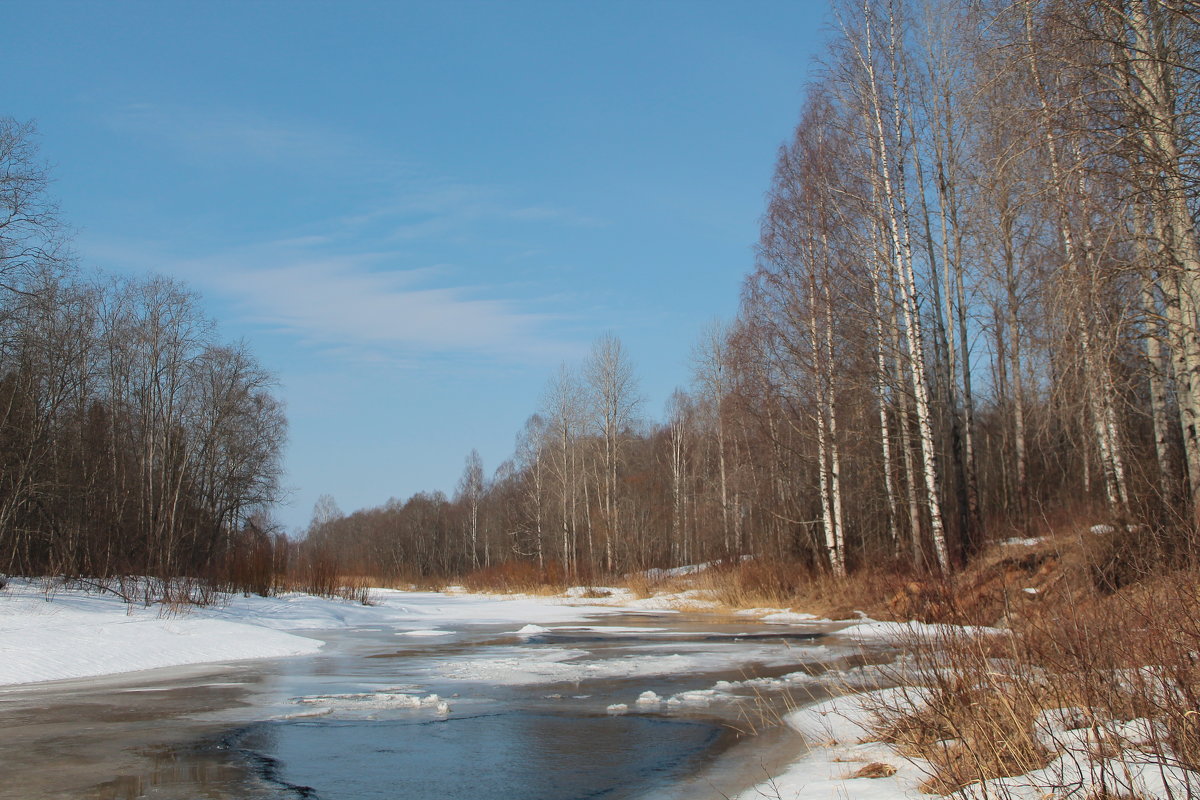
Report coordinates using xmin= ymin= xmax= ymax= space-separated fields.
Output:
xmin=461 ymin=560 xmax=569 ymax=594
xmin=862 ymin=561 xmax=1200 ymax=797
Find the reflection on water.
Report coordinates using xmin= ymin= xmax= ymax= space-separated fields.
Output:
xmin=522 ymin=630 xmax=824 ymax=645
xmin=88 ymin=746 xmax=270 ymax=800
xmin=0 ymin=664 xmax=272 ymax=800
xmin=238 ymin=713 xmax=724 ymax=800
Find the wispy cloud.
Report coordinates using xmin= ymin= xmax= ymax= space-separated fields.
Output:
xmin=82 ymin=235 xmax=581 ymax=365
xmin=334 ymin=180 xmax=604 ymax=243
xmin=102 ymin=102 xmax=380 ymax=170
xmin=214 ymin=254 xmax=570 ymax=360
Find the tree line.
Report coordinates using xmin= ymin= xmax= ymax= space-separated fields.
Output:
xmin=0 ymin=118 xmax=287 ymax=587
xmin=309 ymin=0 xmax=1200 ymax=583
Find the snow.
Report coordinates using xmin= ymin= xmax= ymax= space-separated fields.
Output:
xmin=554 ymin=625 xmax=668 ymax=633
xmin=718 ymin=688 xmax=933 ymax=800
xmin=833 ymin=619 xmax=1003 ymax=643
xmin=1 ymin=577 xmax=846 ymax=690
xmin=0 ymin=579 xmax=634 ymax=688
xmin=761 ymin=610 xmax=822 ymax=623
xmin=638 ymin=556 xmax=754 ymax=581
xmin=437 ymin=639 xmax=836 ymax=686
xmin=640 ymin=561 xmax=718 ymax=580
xmin=1001 ymin=537 xmax=1045 ymax=547
xmin=723 ymin=663 xmax=1200 ymax=800
xmin=558 ymin=585 xmax=719 ymax=610
xmin=292 ymin=689 xmax=446 ymax=712
xmin=0 ymin=580 xmax=324 ymax=687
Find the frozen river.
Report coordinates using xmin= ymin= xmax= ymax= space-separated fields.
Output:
xmin=0 ymin=594 xmax=881 ymax=799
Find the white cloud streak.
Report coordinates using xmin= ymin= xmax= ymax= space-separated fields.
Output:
xmin=215 ymin=256 xmax=569 ymax=359
xmin=84 ymin=102 xmax=594 ymax=365
xmin=84 ymin=237 xmax=579 ymax=365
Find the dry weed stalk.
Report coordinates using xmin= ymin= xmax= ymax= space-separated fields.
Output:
xmin=855 ymin=552 xmax=1200 ymax=799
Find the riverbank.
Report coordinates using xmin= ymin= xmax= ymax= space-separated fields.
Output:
xmin=710 ymin=528 xmax=1200 ymax=800
xmin=0 ymin=578 xmax=654 ymax=687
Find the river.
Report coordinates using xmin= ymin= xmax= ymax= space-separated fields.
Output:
xmin=0 ymin=600 xmax=882 ymax=800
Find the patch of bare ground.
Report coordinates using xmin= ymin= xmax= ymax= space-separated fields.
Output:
xmin=847 ymin=761 xmax=899 ymax=779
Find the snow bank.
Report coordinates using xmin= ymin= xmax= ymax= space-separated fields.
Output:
xmin=292 ymin=689 xmax=451 ymax=716
xmin=640 ymin=561 xmax=717 ymax=580
xmin=0 ymin=581 xmax=323 ymax=687
xmin=0 ymin=580 xmax=634 ymax=688
xmin=761 ymin=610 xmax=822 ymax=623
xmin=638 ymin=556 xmax=753 ymax=581
xmin=439 ymin=640 xmax=832 ymax=685
xmin=731 ymin=688 xmax=933 ymax=800
xmin=730 ymin=681 xmax=1200 ymax=800
xmin=209 ymin=587 xmax=630 ymax=631
xmin=559 ymin=586 xmax=719 ymax=611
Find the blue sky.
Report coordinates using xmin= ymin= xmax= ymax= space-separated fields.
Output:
xmin=4 ymin=0 xmax=828 ymax=532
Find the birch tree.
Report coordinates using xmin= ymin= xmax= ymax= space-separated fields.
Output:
xmin=583 ymin=334 xmax=642 ymax=572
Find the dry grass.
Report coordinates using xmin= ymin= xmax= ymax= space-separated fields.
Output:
xmin=848 ymin=762 xmax=898 ymax=779
xmin=461 ymin=560 xmax=572 ymax=594
xmin=288 ymin=547 xmax=380 ymax=604
xmin=867 ymin=639 xmax=1055 ymax=793
xmin=854 ymin=521 xmax=1200 ymax=798
xmin=623 ymin=570 xmax=668 ymax=598
xmin=694 ymin=558 xmax=913 ymax=619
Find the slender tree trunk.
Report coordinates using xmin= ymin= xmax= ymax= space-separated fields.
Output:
xmin=863 ymin=0 xmax=949 ymax=569
xmin=824 ymin=281 xmax=847 ymax=572
xmin=810 ymin=272 xmax=844 ymax=576
xmin=1023 ymin=0 xmax=1127 ymax=512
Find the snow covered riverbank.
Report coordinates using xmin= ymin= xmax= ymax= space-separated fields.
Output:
xmin=0 ymin=579 xmax=651 ymax=687
xmin=0 ymin=581 xmax=319 ymax=686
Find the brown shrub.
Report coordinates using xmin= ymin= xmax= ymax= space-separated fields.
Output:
xmin=698 ymin=559 xmax=913 ymax=618
xmin=869 ymin=654 xmax=1053 ymax=793
xmin=461 ymin=560 xmax=569 ymax=594
xmin=866 ymin=526 xmax=1200 ymax=797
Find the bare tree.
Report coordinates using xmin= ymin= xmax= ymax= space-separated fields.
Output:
xmin=456 ymin=449 xmax=485 ymax=569
xmin=583 ymin=333 xmax=642 ymax=572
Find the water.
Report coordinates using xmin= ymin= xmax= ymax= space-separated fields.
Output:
xmin=0 ymin=606 xmax=868 ymax=800
xmin=237 ymin=713 xmax=723 ymax=800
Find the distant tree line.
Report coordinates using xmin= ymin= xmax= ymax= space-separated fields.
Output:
xmin=309 ymin=0 xmax=1200 ymax=582
xmin=0 ymin=118 xmax=287 ymax=585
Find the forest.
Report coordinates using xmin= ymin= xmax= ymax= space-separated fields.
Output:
xmin=0 ymin=119 xmax=287 ymax=588
xmin=306 ymin=0 xmax=1200 ymax=585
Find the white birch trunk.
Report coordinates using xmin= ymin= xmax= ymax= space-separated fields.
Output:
xmin=862 ymin=0 xmax=950 ymax=569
